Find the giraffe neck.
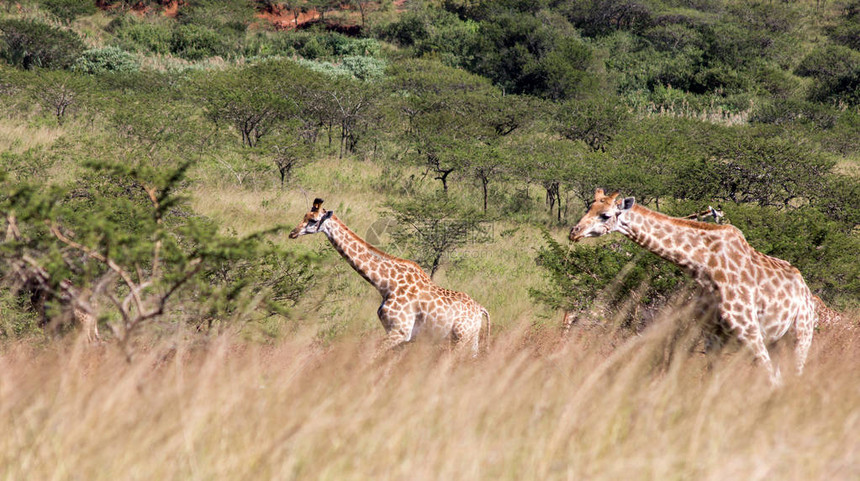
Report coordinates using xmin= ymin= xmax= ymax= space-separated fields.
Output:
xmin=616 ymin=204 xmax=719 ymax=276
xmin=320 ymin=214 xmax=396 ymax=294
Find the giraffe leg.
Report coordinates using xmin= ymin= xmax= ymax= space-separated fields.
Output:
xmin=794 ymin=297 xmax=816 ymax=376
xmin=723 ymin=309 xmax=781 ymax=385
xmin=374 ymin=300 xmax=414 ymax=359
xmin=691 ymin=290 xmax=722 ymax=372
xmin=702 ymin=326 xmax=724 ymax=373
xmin=381 ymin=328 xmax=412 ymax=350
xmin=451 ymin=315 xmax=481 ymax=358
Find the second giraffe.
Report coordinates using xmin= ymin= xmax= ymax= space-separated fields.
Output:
xmin=290 ymin=198 xmax=490 ymax=356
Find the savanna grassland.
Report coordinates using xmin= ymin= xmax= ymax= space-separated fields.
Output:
xmin=1 ymin=0 xmax=860 ymax=479
xmin=2 ymin=316 xmax=860 ymax=480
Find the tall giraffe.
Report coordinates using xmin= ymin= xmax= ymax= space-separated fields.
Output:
xmin=569 ymin=189 xmax=816 ymax=384
xmin=289 ymin=198 xmax=490 ymax=355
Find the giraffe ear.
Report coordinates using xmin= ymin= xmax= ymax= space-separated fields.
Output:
xmin=321 ymin=210 xmax=333 ymax=222
xmin=619 ymin=197 xmax=635 ymax=211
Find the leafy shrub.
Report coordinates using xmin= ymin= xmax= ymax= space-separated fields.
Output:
xmin=243 ymin=31 xmax=298 ymax=57
xmin=297 ymin=35 xmax=327 ymax=60
xmin=531 ymin=230 xmax=685 ymax=331
xmin=795 ymin=45 xmax=860 ymax=105
xmin=341 ymin=56 xmax=386 ymax=80
xmin=171 ymin=24 xmax=225 ymax=60
xmin=375 ymin=8 xmax=475 ymax=65
xmin=41 ymin=0 xmax=98 ymax=24
xmin=295 ymin=58 xmax=352 ymax=78
xmin=827 ymin=21 xmax=860 ymax=50
xmin=0 ymin=19 xmax=85 ymax=69
xmin=570 ymin=0 xmax=655 ymax=37
xmin=750 ymin=98 xmax=838 ymax=129
xmin=795 ymin=45 xmax=860 ymax=78
xmin=752 ymin=64 xmax=802 ymax=99
xmin=336 ymin=38 xmax=381 ymax=57
xmin=111 ymin=17 xmax=173 ymax=55
xmin=468 ymin=11 xmax=597 ymax=99
xmin=0 ymin=159 xmax=317 ymax=345
xmin=73 ymin=47 xmax=139 ymax=74
xmin=817 ymin=109 xmax=860 ymax=156
xmin=384 ymin=193 xmax=488 ymax=278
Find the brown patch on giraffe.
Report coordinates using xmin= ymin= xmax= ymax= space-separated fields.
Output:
xmin=707 ymin=255 xmax=719 ymax=269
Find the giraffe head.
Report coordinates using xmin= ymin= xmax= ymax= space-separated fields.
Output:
xmin=289 ymin=198 xmax=333 ymax=238
xmin=569 ymin=188 xmax=635 ymax=242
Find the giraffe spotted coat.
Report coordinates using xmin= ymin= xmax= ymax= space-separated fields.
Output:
xmin=290 ymin=199 xmax=490 ymax=355
xmin=570 ymin=189 xmax=816 ymax=384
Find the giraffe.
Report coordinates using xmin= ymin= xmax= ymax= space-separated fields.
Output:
xmin=812 ymin=294 xmax=850 ymax=331
xmin=569 ymin=189 xmax=816 ymax=384
xmin=682 ymin=206 xmax=724 ymax=224
xmin=561 ymin=204 xmax=726 ymax=333
xmin=289 ymin=198 xmax=490 ymax=355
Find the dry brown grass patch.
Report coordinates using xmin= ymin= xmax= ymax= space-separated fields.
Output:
xmin=2 ymin=313 xmax=859 ymax=480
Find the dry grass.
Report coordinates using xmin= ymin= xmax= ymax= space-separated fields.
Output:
xmin=1 ymin=312 xmax=858 ymax=480
xmin=0 ymin=118 xmax=64 ymax=154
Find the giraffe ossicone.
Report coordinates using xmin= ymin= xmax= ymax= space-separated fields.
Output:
xmin=290 ymin=198 xmax=490 ymax=355
xmin=570 ymin=188 xmax=817 ymax=385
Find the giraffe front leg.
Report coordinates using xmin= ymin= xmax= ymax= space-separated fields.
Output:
xmin=450 ymin=314 xmax=481 ymax=358
xmin=794 ymin=298 xmax=816 ymax=376
xmin=374 ymin=300 xmax=414 ymax=359
xmin=722 ymin=308 xmax=781 ymax=385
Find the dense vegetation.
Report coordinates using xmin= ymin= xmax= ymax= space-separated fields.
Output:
xmin=0 ymin=0 xmax=857 ymax=349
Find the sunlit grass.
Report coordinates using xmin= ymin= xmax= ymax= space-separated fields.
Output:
xmin=0 ymin=118 xmax=64 ymax=153
xmin=1 ymin=313 xmax=857 ymax=480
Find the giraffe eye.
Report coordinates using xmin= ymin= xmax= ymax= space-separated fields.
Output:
xmin=599 ymin=213 xmax=611 ymax=220
xmin=307 ymin=219 xmax=317 ymax=226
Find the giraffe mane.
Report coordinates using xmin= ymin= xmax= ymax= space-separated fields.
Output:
xmin=634 ymin=205 xmax=732 ymax=232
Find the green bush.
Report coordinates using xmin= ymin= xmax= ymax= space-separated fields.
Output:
xmin=827 ymin=21 xmax=860 ymax=50
xmin=73 ymin=47 xmax=140 ymax=74
xmin=111 ymin=18 xmax=173 ymax=55
xmin=0 ymin=19 xmax=85 ymax=70
xmin=531 ymin=230 xmax=685 ymax=330
xmin=243 ymin=31 xmax=298 ymax=57
xmin=295 ymin=58 xmax=352 ymax=78
xmin=795 ymin=45 xmax=860 ymax=105
xmin=171 ymin=24 xmax=225 ymax=60
xmin=40 ymin=0 xmax=98 ymax=25
xmin=341 ymin=56 xmax=386 ymax=81
xmin=375 ymin=8 xmax=475 ymax=65
xmin=336 ymin=38 xmax=381 ymax=57
xmin=750 ymin=98 xmax=838 ymax=129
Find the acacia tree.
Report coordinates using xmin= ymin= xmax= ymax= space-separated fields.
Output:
xmin=385 ymin=193 xmax=487 ymax=278
xmin=0 ymin=160 xmax=314 ymax=354
xmin=555 ymin=95 xmax=629 ymax=152
xmin=327 ymin=78 xmax=382 ymax=158
xmin=283 ymin=0 xmax=309 ymax=27
xmin=507 ymin=137 xmax=594 ymax=222
xmin=28 ymin=71 xmax=90 ymax=126
xmin=197 ymin=62 xmax=301 ymax=148
xmin=269 ymin=133 xmax=314 ymax=187
xmin=703 ymin=126 xmax=835 ymax=208
xmin=391 ymin=59 xmax=529 ymax=194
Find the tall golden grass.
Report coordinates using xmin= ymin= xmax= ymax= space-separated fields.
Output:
xmin=2 ymin=311 xmax=857 ymax=480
